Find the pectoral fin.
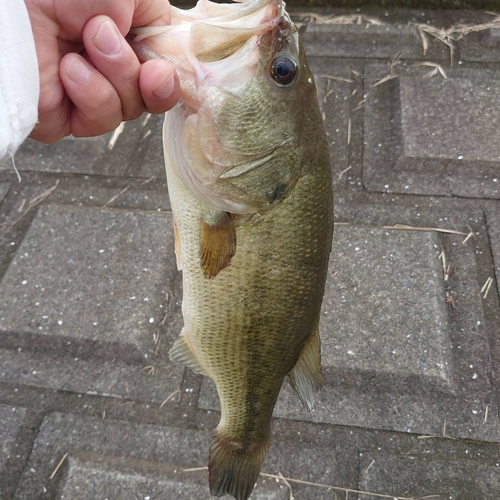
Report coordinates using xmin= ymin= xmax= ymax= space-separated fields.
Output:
xmin=287 ymin=321 xmax=322 ymax=411
xmin=169 ymin=328 xmax=208 ymax=376
xmin=200 ymin=211 xmax=236 ymax=279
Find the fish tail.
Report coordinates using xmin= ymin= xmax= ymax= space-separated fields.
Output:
xmin=209 ymin=431 xmax=269 ymax=500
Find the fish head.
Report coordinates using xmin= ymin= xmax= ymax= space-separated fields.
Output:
xmin=130 ymin=0 xmax=321 ymax=214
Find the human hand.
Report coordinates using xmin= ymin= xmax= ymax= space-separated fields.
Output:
xmin=25 ymin=0 xmax=180 ymax=143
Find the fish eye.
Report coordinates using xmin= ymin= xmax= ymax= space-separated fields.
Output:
xmin=270 ymin=56 xmax=297 ymax=86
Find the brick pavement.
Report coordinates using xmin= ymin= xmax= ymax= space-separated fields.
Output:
xmin=1 ymin=7 xmax=500 ymax=500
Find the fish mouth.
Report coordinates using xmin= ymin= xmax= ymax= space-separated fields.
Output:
xmin=129 ymin=0 xmax=284 ymax=60
xmin=185 ymin=0 xmax=284 ymax=63
xmin=129 ymin=0 xmax=288 ymax=107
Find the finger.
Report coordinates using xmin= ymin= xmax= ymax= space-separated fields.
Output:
xmin=51 ymin=0 xmax=170 ymax=42
xmin=29 ymin=87 xmax=72 ymax=144
xmin=133 ymin=0 xmax=171 ymax=26
xmin=139 ymin=59 xmax=180 ymax=114
xmin=60 ymin=53 xmax=123 ymax=137
xmin=83 ymin=15 xmax=144 ymax=121
xmin=28 ymin=32 xmax=72 ymax=144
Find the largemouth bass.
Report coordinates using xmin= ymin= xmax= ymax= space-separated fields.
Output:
xmin=130 ymin=1 xmax=333 ymax=498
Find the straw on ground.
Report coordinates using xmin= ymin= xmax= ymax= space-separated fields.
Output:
xmin=181 ymin=466 xmax=440 ymax=499
xmin=6 ymin=180 xmax=60 ymax=230
xmin=49 ymin=452 xmax=68 ymax=480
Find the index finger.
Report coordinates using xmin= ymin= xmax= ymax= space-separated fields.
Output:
xmin=132 ymin=0 xmax=171 ymax=27
xmin=52 ymin=0 xmax=171 ymax=44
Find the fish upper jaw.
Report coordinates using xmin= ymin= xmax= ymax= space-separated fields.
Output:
xmin=128 ymin=0 xmax=287 ymax=108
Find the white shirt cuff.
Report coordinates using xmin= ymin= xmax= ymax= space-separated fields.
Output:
xmin=0 ymin=0 xmax=40 ymax=162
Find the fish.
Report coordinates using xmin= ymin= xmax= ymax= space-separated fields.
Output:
xmin=129 ymin=0 xmax=333 ymax=498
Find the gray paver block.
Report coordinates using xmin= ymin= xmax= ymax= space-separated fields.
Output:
xmin=486 ymin=211 xmax=500 ymax=295
xmin=400 ymin=75 xmax=500 ymax=162
xmin=459 ymin=28 xmax=500 ymax=62
xmin=320 ymin=227 xmax=450 ymax=385
xmin=363 ymin=65 xmax=500 ymax=198
xmin=15 ymin=135 xmax=110 ymax=174
xmin=302 ymin=23 xmax=447 ymax=60
xmin=199 ymin=215 xmax=500 ymax=441
xmin=0 ymin=206 xmax=174 ymax=344
xmin=308 ymin=58 xmax=358 ymax=188
xmin=3 ymin=178 xmax=171 ymax=216
xmin=359 ymin=452 xmax=500 ymax=500
xmin=0 ymin=404 xmax=25 ymax=470
xmin=13 ymin=412 xmax=341 ymax=500
xmin=0 ymin=347 xmax=180 ymax=404
xmin=4 ymin=9 xmax=500 ymax=500
xmin=126 ymin=113 xmax=167 ymax=179
xmin=0 ymin=182 xmax=10 ymax=205
xmin=53 ymin=456 xmax=288 ymax=500
xmin=0 ymin=205 xmax=184 ymax=403
xmin=0 ymin=181 xmax=11 ymax=254
xmin=53 ymin=183 xmax=171 ymax=212
xmin=0 ymin=182 xmax=66 ymax=229
xmin=14 ymin=117 xmax=150 ymax=177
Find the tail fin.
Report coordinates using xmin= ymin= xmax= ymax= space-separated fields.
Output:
xmin=209 ymin=432 xmax=269 ymax=500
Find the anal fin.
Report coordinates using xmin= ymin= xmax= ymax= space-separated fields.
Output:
xmin=287 ymin=321 xmax=322 ymax=411
xmin=168 ymin=328 xmax=207 ymax=376
xmin=200 ymin=211 xmax=236 ymax=279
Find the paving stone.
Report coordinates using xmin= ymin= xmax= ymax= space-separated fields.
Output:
xmin=125 ymin=113 xmax=167 ymax=180
xmin=52 ymin=455 xmax=290 ymax=500
xmin=359 ymin=452 xmax=500 ymax=499
xmin=0 ymin=181 xmax=12 ymax=269
xmin=14 ymin=118 xmax=150 ymax=177
xmin=0 ymin=178 xmax=170 ymax=224
xmin=321 ymin=226 xmax=450 ymax=382
xmin=0 ymin=404 xmax=25 ymax=470
xmin=459 ymin=28 xmax=500 ymax=63
xmin=487 ymin=211 xmax=500 ymax=296
xmin=363 ymin=65 xmax=500 ymax=198
xmin=0 ymin=205 xmax=175 ymax=344
xmin=4 ymin=6 xmax=500 ymax=499
xmin=308 ymin=57 xmax=360 ymax=190
xmin=49 ymin=182 xmax=171 ymax=213
xmin=199 ymin=207 xmax=500 ymax=441
xmin=0 ymin=347 xmax=180 ymax=405
xmin=301 ymin=22 xmax=447 ymax=60
xmin=0 ymin=182 xmax=10 ymax=205
xmin=290 ymin=1 xmax=500 ymax=7
xmin=13 ymin=412 xmax=342 ymax=500
xmin=0 ymin=205 xmax=184 ymax=403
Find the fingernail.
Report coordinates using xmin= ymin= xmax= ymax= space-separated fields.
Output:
xmin=95 ymin=20 xmax=122 ymax=56
xmin=153 ymin=73 xmax=175 ymax=99
xmin=67 ymin=57 xmax=90 ymax=84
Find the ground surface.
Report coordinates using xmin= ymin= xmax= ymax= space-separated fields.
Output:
xmin=1 ymin=7 xmax=500 ymax=500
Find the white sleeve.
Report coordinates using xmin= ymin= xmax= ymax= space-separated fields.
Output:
xmin=0 ymin=0 xmax=40 ymax=162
